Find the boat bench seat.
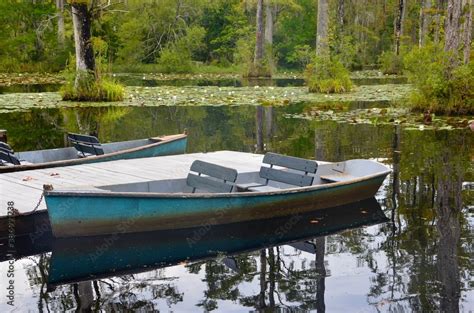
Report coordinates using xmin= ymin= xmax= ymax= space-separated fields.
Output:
xmin=67 ymin=133 xmax=104 ymax=158
xmin=320 ymin=173 xmax=358 ymax=183
xmin=187 ymin=160 xmax=238 ymax=193
xmin=241 ymin=153 xmax=318 ymax=192
xmin=0 ymin=150 xmax=21 ymax=166
xmin=244 ymin=184 xmax=283 ymax=192
xmin=0 ymin=145 xmax=34 ymax=166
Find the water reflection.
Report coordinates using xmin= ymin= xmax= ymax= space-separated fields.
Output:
xmin=0 ymin=199 xmax=386 ymax=311
xmin=0 ymin=75 xmax=407 ymax=94
xmin=0 ymin=104 xmax=472 ymax=311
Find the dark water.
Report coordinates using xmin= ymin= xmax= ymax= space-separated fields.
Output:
xmin=0 ymin=75 xmax=407 ymax=94
xmin=114 ymin=76 xmax=308 ymax=88
xmin=0 ymin=104 xmax=472 ymax=312
xmin=0 ymin=83 xmax=62 ymax=94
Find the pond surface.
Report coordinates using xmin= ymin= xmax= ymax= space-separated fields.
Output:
xmin=0 ymin=103 xmax=472 ymax=312
xmin=0 ymin=73 xmax=407 ymax=94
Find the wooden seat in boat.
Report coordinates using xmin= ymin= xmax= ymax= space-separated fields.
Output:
xmin=67 ymin=133 xmax=104 ymax=157
xmin=187 ymin=160 xmax=238 ymax=193
xmin=0 ymin=150 xmax=20 ymax=166
xmin=242 ymin=153 xmax=318 ymax=192
xmin=0 ymin=142 xmax=13 ymax=153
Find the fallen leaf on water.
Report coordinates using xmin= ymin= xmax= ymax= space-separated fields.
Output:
xmin=22 ymin=176 xmax=34 ymax=181
xmin=310 ymin=220 xmax=319 ymax=224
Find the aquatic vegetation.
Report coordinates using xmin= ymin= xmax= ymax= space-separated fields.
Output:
xmin=0 ymin=73 xmax=65 ymax=86
xmin=305 ymin=57 xmax=353 ymax=93
xmin=61 ymin=77 xmax=125 ymax=102
xmin=287 ymin=106 xmax=471 ymax=130
xmin=378 ymin=51 xmax=404 ymax=75
xmin=0 ymin=84 xmax=413 ymax=114
xmin=404 ymin=44 xmax=474 ymax=115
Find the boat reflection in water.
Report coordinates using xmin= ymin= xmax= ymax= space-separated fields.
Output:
xmin=47 ymin=197 xmax=388 ymax=290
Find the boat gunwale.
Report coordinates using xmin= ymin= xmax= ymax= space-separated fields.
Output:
xmin=0 ymin=133 xmax=187 ymax=173
xmin=44 ymin=164 xmax=391 ymax=199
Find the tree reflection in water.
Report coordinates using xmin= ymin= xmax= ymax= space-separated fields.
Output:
xmin=2 ymin=105 xmax=472 ymax=311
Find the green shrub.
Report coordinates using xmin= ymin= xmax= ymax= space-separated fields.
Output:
xmin=287 ymin=45 xmax=313 ymax=69
xmin=234 ymin=35 xmax=271 ymax=78
xmin=305 ymin=56 xmax=353 ymax=93
xmin=157 ymin=48 xmax=194 ymax=73
xmin=333 ymin=35 xmax=359 ymax=70
xmin=404 ymin=44 xmax=473 ymax=115
xmin=379 ymin=51 xmax=404 ymax=75
xmin=156 ymin=26 xmax=206 ymax=74
xmin=61 ymin=71 xmax=124 ymax=102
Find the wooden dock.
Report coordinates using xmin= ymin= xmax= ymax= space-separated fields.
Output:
xmin=0 ymin=151 xmax=265 ymax=216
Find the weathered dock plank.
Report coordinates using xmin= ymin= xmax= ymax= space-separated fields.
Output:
xmin=0 ymin=151 xmax=264 ymax=216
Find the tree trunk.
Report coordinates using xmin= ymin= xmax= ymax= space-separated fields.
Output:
xmin=394 ymin=0 xmax=406 ymax=55
xmin=258 ymin=249 xmax=267 ymax=309
xmin=75 ymin=281 xmax=94 ymax=311
xmin=56 ymin=0 xmax=65 ymax=47
xmin=336 ymin=0 xmax=345 ymax=53
xmin=256 ymin=106 xmax=264 ymax=153
xmin=337 ymin=0 xmax=344 ymax=32
xmin=444 ymin=0 xmax=462 ymax=54
xmin=254 ymin=0 xmax=265 ymax=65
xmin=463 ymin=0 xmax=473 ymax=63
xmin=419 ymin=0 xmax=432 ymax=47
xmin=315 ymin=237 xmax=326 ymax=313
xmin=435 ymin=155 xmax=462 ymax=313
xmin=316 ymin=0 xmax=329 ymax=56
xmin=264 ymin=2 xmax=274 ymax=71
xmin=264 ymin=2 xmax=273 ymax=46
xmin=434 ymin=0 xmax=446 ymax=44
xmin=71 ymin=3 xmax=96 ymax=88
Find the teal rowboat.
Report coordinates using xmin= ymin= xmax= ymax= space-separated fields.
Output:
xmin=0 ymin=133 xmax=187 ymax=173
xmin=46 ymin=198 xmax=388 ymax=288
xmin=44 ymin=153 xmax=391 ymax=238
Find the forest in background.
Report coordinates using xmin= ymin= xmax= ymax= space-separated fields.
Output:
xmin=0 ymin=0 xmax=472 ymax=113
xmin=0 ymin=0 xmax=469 ymax=72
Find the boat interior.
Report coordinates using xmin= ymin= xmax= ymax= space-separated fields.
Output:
xmin=96 ymin=156 xmax=389 ymax=194
xmin=1 ymin=137 xmax=160 ymax=165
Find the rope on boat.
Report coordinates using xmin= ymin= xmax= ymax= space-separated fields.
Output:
xmin=31 ymin=193 xmax=44 ymax=213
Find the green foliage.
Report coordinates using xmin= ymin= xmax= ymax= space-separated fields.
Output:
xmin=92 ymin=15 xmax=121 ymax=64
xmin=275 ymin=0 xmax=315 ymax=69
xmin=156 ymin=26 xmax=206 ymax=73
xmin=234 ymin=35 xmax=254 ymax=74
xmin=287 ymin=45 xmax=313 ymax=68
xmin=379 ymin=51 xmax=404 ymax=75
xmin=0 ymin=0 xmax=71 ymax=72
xmin=235 ymin=35 xmax=272 ymax=78
xmin=404 ymin=44 xmax=473 ymax=115
xmin=115 ymin=0 xmax=207 ymax=64
xmin=156 ymin=49 xmax=194 ymax=74
xmin=198 ymin=0 xmax=251 ymax=65
xmin=61 ymin=70 xmax=124 ymax=102
xmin=305 ymin=56 xmax=353 ymax=93
xmin=333 ymin=35 xmax=359 ymax=70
